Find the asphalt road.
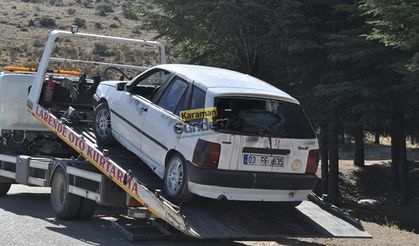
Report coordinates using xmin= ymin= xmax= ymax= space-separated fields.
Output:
xmin=0 ymin=185 xmax=294 ymax=246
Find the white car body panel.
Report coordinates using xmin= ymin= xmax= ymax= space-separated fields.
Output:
xmin=140 ymin=99 xmax=181 ymax=177
xmin=188 ymin=182 xmax=312 ymax=202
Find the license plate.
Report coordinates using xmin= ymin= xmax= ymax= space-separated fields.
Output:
xmin=243 ymin=153 xmax=285 ymax=167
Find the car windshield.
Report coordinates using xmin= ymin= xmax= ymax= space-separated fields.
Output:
xmin=214 ymin=97 xmax=316 ymax=139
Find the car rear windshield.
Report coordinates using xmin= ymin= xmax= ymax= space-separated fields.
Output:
xmin=214 ymin=97 xmax=316 ymax=139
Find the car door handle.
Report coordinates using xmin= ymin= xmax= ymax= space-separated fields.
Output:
xmin=139 ymin=106 xmax=148 ymax=112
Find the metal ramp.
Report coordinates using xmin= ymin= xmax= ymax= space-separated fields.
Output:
xmin=30 ymin=104 xmax=371 ymax=240
xmin=113 ymin=198 xmax=371 ymax=241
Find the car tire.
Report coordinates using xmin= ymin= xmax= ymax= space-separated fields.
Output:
xmin=93 ymin=102 xmax=115 ymax=145
xmin=0 ymin=183 xmax=11 ymax=196
xmin=163 ymin=154 xmax=193 ymax=204
xmin=50 ymin=168 xmax=81 ymax=220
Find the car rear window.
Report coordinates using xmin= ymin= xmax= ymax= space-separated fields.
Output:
xmin=214 ymin=97 xmax=316 ymax=139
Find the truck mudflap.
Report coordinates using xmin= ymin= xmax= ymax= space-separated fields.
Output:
xmin=29 ymin=103 xmax=199 ymax=237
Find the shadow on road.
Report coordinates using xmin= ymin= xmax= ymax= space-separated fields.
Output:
xmin=0 ymin=190 xmax=327 ymax=245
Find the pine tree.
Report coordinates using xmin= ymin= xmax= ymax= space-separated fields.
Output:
xmin=360 ymin=0 xmax=419 ymax=205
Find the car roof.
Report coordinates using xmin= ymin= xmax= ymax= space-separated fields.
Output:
xmin=154 ymin=64 xmax=298 ymax=103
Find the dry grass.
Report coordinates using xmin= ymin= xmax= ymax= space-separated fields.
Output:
xmin=335 ymin=144 xmax=419 ymax=233
xmin=0 ymin=0 xmax=160 ymax=69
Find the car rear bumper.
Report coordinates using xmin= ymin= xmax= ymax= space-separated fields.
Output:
xmin=187 ymin=182 xmax=313 ymax=201
xmin=186 ymin=162 xmax=318 ymax=201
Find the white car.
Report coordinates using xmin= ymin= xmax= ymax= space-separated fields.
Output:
xmin=93 ymin=64 xmax=319 ymax=204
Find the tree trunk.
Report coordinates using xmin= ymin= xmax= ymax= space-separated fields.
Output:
xmin=391 ymin=111 xmax=400 ymax=190
xmin=395 ymin=108 xmax=409 ymax=205
xmin=374 ymin=131 xmax=380 ymax=144
xmin=338 ymin=124 xmax=345 ymax=144
xmin=320 ymin=124 xmax=328 ymax=195
xmin=354 ymin=124 xmax=365 ymax=167
xmin=328 ymin=121 xmax=339 ymax=205
xmin=391 ymin=106 xmax=410 ymax=205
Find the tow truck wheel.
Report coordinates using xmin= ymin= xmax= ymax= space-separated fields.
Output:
xmin=0 ymin=183 xmax=11 ymax=196
xmin=50 ymin=168 xmax=81 ymax=220
xmin=93 ymin=102 xmax=115 ymax=145
xmin=76 ymin=197 xmax=96 ymax=220
xmin=163 ymin=154 xmax=193 ymax=204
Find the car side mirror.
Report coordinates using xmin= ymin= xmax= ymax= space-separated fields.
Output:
xmin=117 ymin=82 xmax=127 ymax=91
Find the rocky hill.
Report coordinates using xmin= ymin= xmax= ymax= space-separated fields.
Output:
xmin=0 ymin=0 xmax=159 ymax=70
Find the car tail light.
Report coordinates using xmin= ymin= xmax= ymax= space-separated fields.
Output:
xmin=305 ymin=149 xmax=319 ymax=174
xmin=192 ymin=139 xmax=221 ymax=169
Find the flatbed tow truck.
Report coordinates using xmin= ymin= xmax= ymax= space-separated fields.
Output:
xmin=0 ymin=30 xmax=370 ymax=241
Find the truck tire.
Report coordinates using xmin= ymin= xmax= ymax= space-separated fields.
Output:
xmin=76 ymin=197 xmax=96 ymax=220
xmin=163 ymin=154 xmax=193 ymax=204
xmin=93 ymin=103 xmax=115 ymax=145
xmin=50 ymin=168 xmax=81 ymax=220
xmin=0 ymin=183 xmax=11 ymax=196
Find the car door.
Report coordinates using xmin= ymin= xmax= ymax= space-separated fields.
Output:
xmin=110 ymin=69 xmax=172 ymax=162
xmin=140 ymin=76 xmax=190 ymax=178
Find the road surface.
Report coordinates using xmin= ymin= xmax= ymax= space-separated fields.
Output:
xmin=0 ymin=185 xmax=297 ymax=246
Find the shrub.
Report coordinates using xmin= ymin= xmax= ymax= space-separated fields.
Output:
xmin=109 ymin=23 xmax=119 ymax=28
xmin=49 ymin=0 xmax=63 ymax=5
xmin=21 ymin=0 xmax=43 ymax=3
xmin=96 ymin=3 xmax=114 ymax=13
xmin=39 ymin=16 xmax=56 ymax=27
xmin=73 ymin=17 xmax=86 ymax=28
xmin=81 ymin=0 xmax=93 ymax=8
xmin=96 ymin=8 xmax=106 ymax=16
xmin=33 ymin=39 xmax=44 ymax=48
xmin=94 ymin=22 xmax=103 ymax=29
xmin=122 ymin=1 xmax=138 ymax=20
xmin=67 ymin=8 xmax=76 ymax=15
xmin=92 ymin=43 xmax=112 ymax=57
xmin=27 ymin=19 xmax=35 ymax=27
xmin=132 ymin=25 xmax=142 ymax=34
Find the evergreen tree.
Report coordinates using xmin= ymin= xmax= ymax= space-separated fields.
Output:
xmin=141 ymin=0 xmax=418 ymax=205
xmin=360 ymin=0 xmax=419 ymax=205
xmin=142 ymin=0 xmax=329 ymax=92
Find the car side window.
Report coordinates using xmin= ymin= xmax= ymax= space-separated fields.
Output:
xmin=190 ymin=85 xmax=205 ymax=110
xmin=129 ymin=69 xmax=172 ymax=100
xmin=158 ymin=77 xmax=189 ymax=114
xmin=136 ymin=70 xmax=171 ymax=86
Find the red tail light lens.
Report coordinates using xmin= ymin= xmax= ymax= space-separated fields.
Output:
xmin=192 ymin=139 xmax=221 ymax=169
xmin=306 ymin=149 xmax=319 ymax=174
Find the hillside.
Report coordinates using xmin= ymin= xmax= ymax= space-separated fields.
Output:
xmin=0 ymin=0 xmax=159 ymax=69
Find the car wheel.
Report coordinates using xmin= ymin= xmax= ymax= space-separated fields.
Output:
xmin=163 ymin=154 xmax=193 ymax=204
xmin=94 ymin=102 xmax=115 ymax=145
